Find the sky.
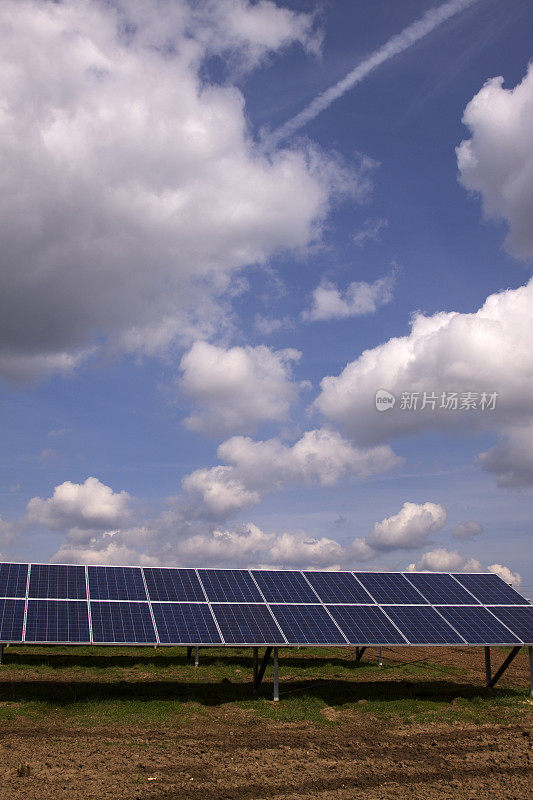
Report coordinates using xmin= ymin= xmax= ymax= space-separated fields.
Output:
xmin=1 ymin=0 xmax=533 ymax=597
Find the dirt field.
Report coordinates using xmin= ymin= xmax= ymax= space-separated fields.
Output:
xmin=0 ymin=645 xmax=531 ymax=799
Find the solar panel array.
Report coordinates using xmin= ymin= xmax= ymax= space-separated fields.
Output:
xmin=0 ymin=563 xmax=531 ymax=647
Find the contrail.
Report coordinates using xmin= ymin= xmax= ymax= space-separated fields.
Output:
xmin=266 ymin=0 xmax=479 ymax=150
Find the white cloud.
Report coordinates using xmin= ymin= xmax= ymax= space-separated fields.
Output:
xmin=179 ymin=341 xmax=301 ymax=435
xmin=457 ymin=64 xmax=533 ymax=260
xmin=488 ymin=563 xmax=522 ymax=588
xmin=303 ymin=272 xmax=395 ymax=321
xmin=407 ymin=548 xmax=482 ymax=573
xmin=182 ymin=466 xmax=260 ymax=517
xmin=367 ymin=501 xmax=446 ymax=551
xmin=353 ymin=218 xmax=388 ymax=247
xmin=452 ymin=520 xmax=483 ymax=540
xmin=0 ymin=0 xmax=358 ymax=382
xmin=26 ymin=477 xmax=132 ymax=532
xmin=314 ymin=277 xmax=533 ymax=485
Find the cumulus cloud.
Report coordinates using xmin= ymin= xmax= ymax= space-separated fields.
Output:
xmin=25 ymin=477 xmax=132 ymax=533
xmin=457 ymin=63 xmax=533 ymax=260
xmin=303 ymin=272 xmax=395 ymax=321
xmin=452 ymin=520 xmax=483 ymax=540
xmin=0 ymin=0 xmax=360 ymax=382
xmin=183 ymin=428 xmax=402 ymax=516
xmin=477 ymin=424 xmax=533 ymax=487
xmin=406 ymin=548 xmax=482 ymax=573
xmin=179 ymin=341 xmax=301 ymax=435
xmin=367 ymin=502 xmax=446 ymax=551
xmin=488 ymin=563 xmax=522 ymax=588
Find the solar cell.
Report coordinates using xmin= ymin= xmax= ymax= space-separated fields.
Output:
xmin=251 ymin=570 xmax=318 ymax=603
xmin=355 ymin=572 xmax=427 ymax=604
xmin=212 ymin=603 xmax=285 ymax=644
xmin=28 ymin=564 xmax=86 ymax=599
xmin=88 ymin=566 xmax=146 ymax=601
xmin=270 ymin=604 xmax=347 ymax=644
xmin=452 ymin=573 xmax=528 ymax=605
xmin=198 ymin=570 xmax=262 ymax=603
xmin=327 ymin=605 xmax=407 ymax=644
xmin=488 ymin=606 xmax=533 ymax=644
xmin=90 ymin=601 xmax=156 ymax=643
xmin=404 ymin=572 xmax=478 ymax=605
xmin=304 ymin=572 xmax=373 ymax=604
xmin=25 ymin=600 xmax=90 ymax=642
xmin=152 ymin=603 xmax=222 ymax=644
xmin=0 ymin=563 xmax=28 ymax=598
xmin=0 ymin=598 xmax=25 ymax=641
xmin=382 ymin=605 xmax=464 ymax=644
xmin=143 ymin=568 xmax=205 ymax=602
xmin=436 ymin=605 xmax=521 ymax=644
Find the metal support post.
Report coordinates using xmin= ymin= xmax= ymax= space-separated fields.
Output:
xmin=0 ymin=644 xmax=3 ymax=665
xmin=487 ymin=646 xmax=522 ymax=691
xmin=273 ymin=647 xmax=279 ymax=702
xmin=378 ymin=647 xmax=383 ymax=668
xmin=484 ymin=646 xmax=491 ymax=690
xmin=253 ymin=647 xmax=272 ymax=696
xmin=529 ymin=647 xmax=533 ymax=699
xmin=253 ymin=647 xmax=259 ymax=697
xmin=194 ymin=646 xmax=199 ymax=667
xmin=186 ymin=646 xmax=192 ymax=664
xmin=355 ymin=646 xmax=366 ymax=663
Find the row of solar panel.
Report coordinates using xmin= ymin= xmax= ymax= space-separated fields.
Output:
xmin=1 ymin=599 xmax=532 ymax=645
xmin=0 ymin=564 xmax=528 ymax=606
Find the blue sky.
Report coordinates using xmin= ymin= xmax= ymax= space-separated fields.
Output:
xmin=1 ymin=0 xmax=532 ymax=596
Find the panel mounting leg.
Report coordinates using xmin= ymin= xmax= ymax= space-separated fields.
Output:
xmin=273 ymin=647 xmax=279 ymax=702
xmin=529 ymin=646 xmax=533 ymax=699
xmin=487 ymin=646 xmax=522 ymax=691
xmin=378 ymin=647 xmax=383 ymax=668
xmin=252 ymin=647 xmax=259 ymax=697
xmin=253 ymin=646 xmax=272 ymax=696
xmin=484 ymin=646 xmax=492 ymax=691
xmin=355 ymin=646 xmax=366 ymax=663
xmin=186 ymin=646 xmax=192 ymax=664
xmin=194 ymin=646 xmax=199 ymax=668
xmin=0 ymin=644 xmax=3 ymax=665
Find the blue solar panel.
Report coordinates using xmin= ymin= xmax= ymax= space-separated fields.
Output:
xmin=212 ymin=603 xmax=285 ymax=644
xmin=382 ymin=605 xmax=464 ymax=644
xmin=404 ymin=573 xmax=479 ymax=605
xmin=270 ymin=604 xmax=346 ymax=644
xmin=143 ymin=568 xmax=205 ymax=602
xmin=198 ymin=570 xmax=262 ymax=603
xmin=355 ymin=573 xmax=427 ymax=604
xmin=304 ymin=572 xmax=374 ymax=604
xmin=152 ymin=603 xmax=221 ymax=644
xmin=90 ymin=601 xmax=156 ymax=643
xmin=452 ymin=573 xmax=528 ymax=605
xmin=0 ymin=598 xmax=25 ymax=641
xmin=488 ymin=606 xmax=533 ymax=644
xmin=0 ymin=563 xmax=28 ymax=598
xmin=436 ymin=606 xmax=521 ymax=644
xmin=28 ymin=564 xmax=86 ymax=599
xmin=88 ymin=566 xmax=146 ymax=601
xmin=251 ymin=570 xmax=318 ymax=603
xmin=327 ymin=605 xmax=407 ymax=644
xmin=25 ymin=600 xmax=90 ymax=642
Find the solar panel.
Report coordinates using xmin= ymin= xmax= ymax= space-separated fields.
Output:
xmin=0 ymin=563 xmax=28 ymax=598
xmin=198 ymin=570 xmax=262 ymax=603
xmin=88 ymin=566 xmax=146 ymax=601
xmin=90 ymin=601 xmax=156 ymax=643
xmin=212 ymin=603 xmax=285 ymax=644
xmin=0 ymin=598 xmax=25 ymax=641
xmin=251 ymin=570 xmax=318 ymax=603
xmin=355 ymin=572 xmax=427 ymax=604
xmin=28 ymin=564 xmax=86 ymax=599
xmin=304 ymin=572 xmax=374 ymax=604
xmin=143 ymin=568 xmax=205 ymax=602
xmin=24 ymin=600 xmax=90 ymax=642
xmin=452 ymin=573 xmax=528 ymax=605
xmin=382 ymin=605 xmax=464 ymax=644
xmin=488 ymin=606 xmax=533 ymax=644
xmin=436 ymin=605 xmax=521 ymax=644
xmin=404 ymin=572 xmax=479 ymax=605
xmin=327 ymin=605 xmax=407 ymax=644
xmin=270 ymin=604 xmax=346 ymax=644
xmin=152 ymin=603 xmax=222 ymax=644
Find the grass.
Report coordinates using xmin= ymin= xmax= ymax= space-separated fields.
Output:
xmin=0 ymin=645 xmax=530 ymax=729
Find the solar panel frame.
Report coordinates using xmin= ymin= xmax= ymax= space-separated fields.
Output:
xmin=487 ymin=606 xmax=533 ymax=644
xmin=304 ymin=571 xmax=374 ymax=604
xmin=24 ymin=599 xmax=91 ymax=643
xmin=0 ymin=598 xmax=25 ymax=641
xmin=152 ymin=602 xmax=222 ymax=644
xmin=211 ymin=603 xmax=286 ymax=645
xmin=88 ymin=566 xmax=147 ymax=601
xmin=269 ymin=604 xmax=348 ymax=645
xmin=28 ymin=563 xmax=87 ymax=599
xmin=0 ymin=563 xmax=29 ymax=598
xmin=403 ymin=572 xmax=480 ymax=605
xmin=452 ymin=573 xmax=528 ymax=605
xmin=354 ymin=572 xmax=428 ymax=605
xmin=198 ymin=569 xmax=263 ymax=603
xmin=436 ymin=605 xmax=522 ymax=645
xmin=251 ymin=570 xmax=319 ymax=604
xmin=382 ymin=605 xmax=466 ymax=644
xmin=90 ymin=601 xmax=157 ymax=644
xmin=327 ymin=604 xmax=408 ymax=645
xmin=143 ymin=568 xmax=206 ymax=602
